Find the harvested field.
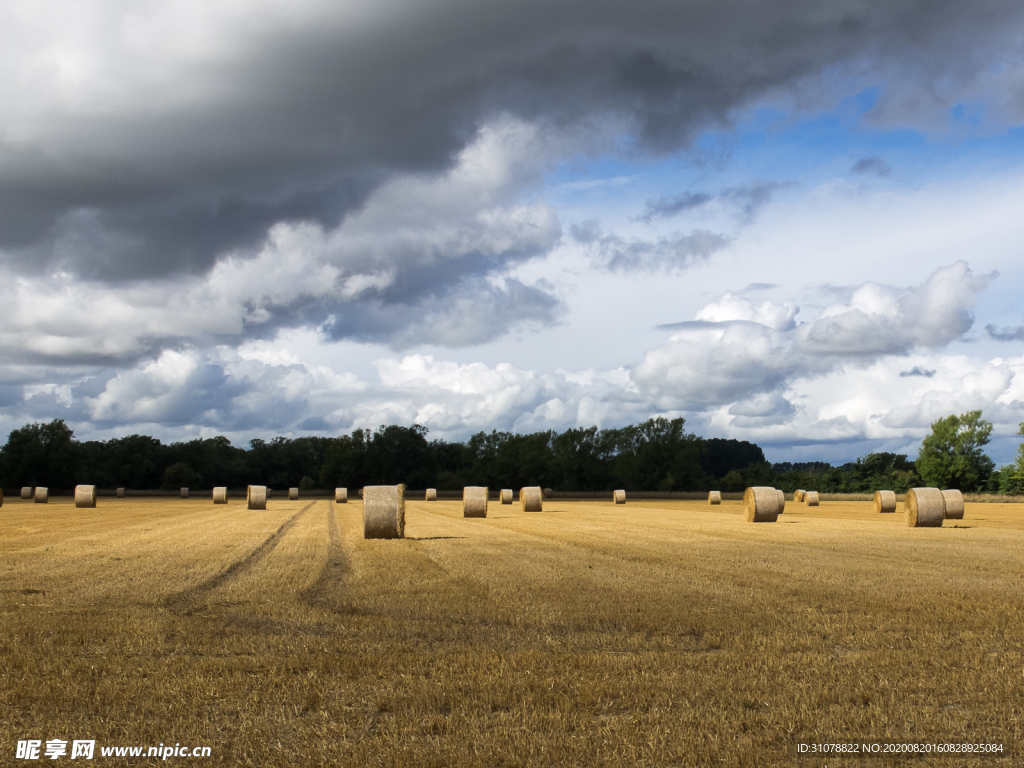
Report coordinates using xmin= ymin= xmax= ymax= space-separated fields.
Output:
xmin=1 ymin=495 xmax=1021 ymax=766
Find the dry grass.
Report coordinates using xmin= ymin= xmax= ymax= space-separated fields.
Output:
xmin=1 ymin=495 xmax=1022 ymax=766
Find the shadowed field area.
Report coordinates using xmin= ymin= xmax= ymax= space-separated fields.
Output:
xmin=1 ymin=495 xmax=1021 ymax=766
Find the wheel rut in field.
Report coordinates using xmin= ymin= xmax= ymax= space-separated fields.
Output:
xmin=301 ymin=501 xmax=351 ymax=609
xmin=166 ymin=501 xmax=316 ymax=614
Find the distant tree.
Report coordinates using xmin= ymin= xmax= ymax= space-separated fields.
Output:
xmin=997 ymin=421 xmax=1024 ymax=495
xmin=851 ymin=452 xmax=921 ymax=494
xmin=700 ymin=438 xmax=766 ymax=479
xmin=915 ymin=410 xmax=995 ymax=491
xmin=2 ymin=419 xmax=79 ymax=489
xmin=609 ymin=417 xmax=709 ymax=491
xmin=161 ymin=461 xmax=202 ymax=490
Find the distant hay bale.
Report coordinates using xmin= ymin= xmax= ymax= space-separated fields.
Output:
xmin=521 ymin=486 xmax=543 ymax=512
xmin=941 ymin=489 xmax=964 ymax=520
xmin=116 ymin=487 xmax=125 ymax=498
xmin=613 ymin=489 xmax=626 ymax=504
xmin=21 ymin=487 xmax=32 ymax=499
xmin=335 ymin=488 xmax=347 ymax=503
xmin=743 ymin=486 xmax=779 ymax=523
xmin=905 ymin=487 xmax=945 ymax=527
xmin=34 ymin=487 xmax=48 ymax=504
xmin=804 ymin=491 xmax=820 ymax=507
xmin=776 ymin=489 xmax=786 ymax=514
xmin=543 ymin=487 xmax=554 ymax=499
xmin=873 ymin=490 xmax=897 ymax=514
xmin=212 ymin=487 xmax=228 ymax=504
xmin=288 ymin=487 xmax=299 ymax=500
xmin=74 ymin=485 xmax=97 ymax=508
xmin=425 ymin=488 xmax=437 ymax=501
xmin=363 ymin=485 xmax=405 ymax=539
xmin=180 ymin=487 xmax=188 ymax=498
xmin=794 ymin=489 xmax=806 ymax=502
xmin=463 ymin=486 xmax=488 ymax=518
xmin=500 ymin=489 xmax=513 ymax=504
xmin=247 ymin=485 xmax=267 ymax=510
xmin=708 ymin=490 xmax=721 ymax=505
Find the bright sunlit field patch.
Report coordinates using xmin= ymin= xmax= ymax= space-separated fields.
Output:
xmin=1 ymin=495 xmax=1021 ymax=766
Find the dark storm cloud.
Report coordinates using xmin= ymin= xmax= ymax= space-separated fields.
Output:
xmin=4 ymin=0 xmax=1023 ymax=285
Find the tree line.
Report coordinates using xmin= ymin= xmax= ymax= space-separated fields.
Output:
xmin=1 ymin=410 xmax=1020 ymax=494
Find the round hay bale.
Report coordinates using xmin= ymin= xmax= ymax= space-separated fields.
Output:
xmin=905 ymin=487 xmax=945 ymax=527
xmin=335 ymin=488 xmax=348 ymax=503
xmin=425 ymin=488 xmax=437 ymax=501
xmin=542 ymin=487 xmax=554 ymax=499
xmin=613 ymin=489 xmax=626 ymax=504
xmin=804 ymin=491 xmax=819 ymax=507
xmin=180 ymin=487 xmax=188 ymax=498
xmin=288 ymin=487 xmax=299 ymax=500
xmin=247 ymin=485 xmax=267 ymax=510
xmin=776 ymin=489 xmax=786 ymax=514
xmin=21 ymin=487 xmax=33 ymax=499
xmin=212 ymin=487 xmax=228 ymax=504
xmin=74 ymin=485 xmax=97 ymax=508
xmin=500 ymin=489 xmax=513 ymax=504
xmin=521 ymin=486 xmax=543 ymax=512
xmin=34 ymin=487 xmax=48 ymax=503
xmin=743 ymin=486 xmax=779 ymax=522
xmin=873 ymin=490 xmax=897 ymax=514
xmin=794 ymin=489 xmax=805 ymax=502
xmin=116 ymin=487 xmax=125 ymax=498
xmin=463 ymin=486 xmax=488 ymax=518
xmin=708 ymin=490 xmax=721 ymax=505
xmin=363 ymin=485 xmax=405 ymax=539
xmin=941 ymin=489 xmax=964 ymax=520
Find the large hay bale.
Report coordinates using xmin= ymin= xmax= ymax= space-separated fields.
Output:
xmin=74 ymin=485 xmax=97 ymax=508
xmin=941 ymin=489 xmax=964 ymax=520
xmin=521 ymin=486 xmax=543 ymax=512
xmin=212 ymin=487 xmax=228 ymax=504
xmin=288 ymin=487 xmax=299 ymax=500
xmin=363 ymin=485 xmax=405 ymax=539
xmin=335 ymin=488 xmax=347 ymax=503
xmin=425 ymin=488 xmax=437 ymax=501
xmin=21 ymin=487 xmax=32 ymax=499
xmin=180 ymin=487 xmax=188 ymax=498
xmin=247 ymin=485 xmax=267 ymax=510
xmin=463 ymin=486 xmax=488 ymax=518
xmin=804 ymin=491 xmax=820 ymax=506
xmin=873 ymin=490 xmax=897 ymax=514
xmin=34 ymin=487 xmax=48 ymax=503
xmin=116 ymin=487 xmax=125 ymax=498
xmin=500 ymin=489 xmax=513 ymax=504
xmin=905 ymin=487 xmax=945 ymax=527
xmin=743 ymin=486 xmax=779 ymax=522
xmin=613 ymin=489 xmax=626 ymax=504
xmin=794 ymin=489 xmax=806 ymax=502
xmin=708 ymin=490 xmax=721 ymax=505
xmin=776 ymin=489 xmax=786 ymax=514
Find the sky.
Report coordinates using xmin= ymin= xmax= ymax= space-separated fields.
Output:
xmin=3 ymin=0 xmax=1024 ymax=464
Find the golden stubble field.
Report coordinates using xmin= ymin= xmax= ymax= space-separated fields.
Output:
xmin=1 ymin=495 xmax=1022 ymax=766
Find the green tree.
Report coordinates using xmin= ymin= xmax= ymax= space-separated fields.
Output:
xmin=997 ymin=421 xmax=1024 ymax=495
xmin=915 ymin=410 xmax=995 ymax=491
xmin=2 ymin=419 xmax=79 ymax=489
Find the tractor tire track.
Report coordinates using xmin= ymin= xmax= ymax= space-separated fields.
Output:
xmin=301 ymin=501 xmax=351 ymax=610
xmin=166 ymin=501 xmax=316 ymax=614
